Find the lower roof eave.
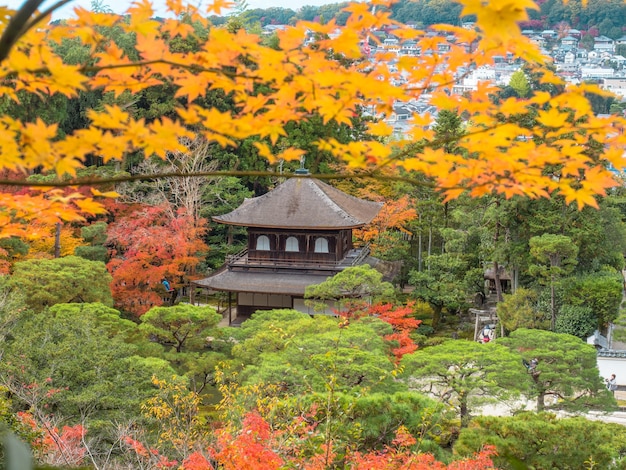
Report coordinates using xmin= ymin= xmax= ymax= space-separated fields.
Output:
xmin=192 ymin=269 xmax=333 ymax=296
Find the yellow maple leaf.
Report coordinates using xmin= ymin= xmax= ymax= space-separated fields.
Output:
xmin=144 ymin=118 xmax=193 ymax=158
xmin=277 ymin=148 xmax=306 ymax=163
xmin=74 ymin=198 xmax=108 ymax=216
xmin=460 ymin=0 xmax=537 ymax=41
xmin=206 ymin=0 xmax=235 ymax=15
xmin=367 ymin=120 xmax=393 ymax=137
xmin=174 ymin=74 xmax=208 ymax=102
xmin=253 ymin=142 xmax=272 ymax=158
xmin=88 ymin=105 xmax=130 ymax=130
xmin=91 ymin=189 xmax=120 ymax=198
xmin=126 ymin=0 xmax=159 ymax=36
xmin=278 ymin=26 xmax=306 ymax=51
xmin=537 ymin=108 xmax=569 ymax=129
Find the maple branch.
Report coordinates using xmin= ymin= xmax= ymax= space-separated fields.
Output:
xmin=80 ymin=60 xmax=261 ymax=80
xmin=0 ymin=170 xmax=437 ymax=189
xmin=0 ymin=0 xmax=74 ymax=64
xmin=0 ymin=0 xmax=44 ymax=63
xmin=16 ymin=59 xmax=263 ymax=83
xmin=22 ymin=0 xmax=74 ymax=36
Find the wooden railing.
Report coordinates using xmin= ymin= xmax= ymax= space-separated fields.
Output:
xmin=226 ymin=245 xmax=371 ymax=269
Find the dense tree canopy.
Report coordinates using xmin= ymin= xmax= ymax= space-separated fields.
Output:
xmin=498 ymin=328 xmax=614 ymax=411
xmin=455 ymin=412 xmax=626 ymax=469
xmin=2 ymin=0 xmax=626 ymax=241
xmin=2 ymin=0 xmax=626 ymax=468
xmin=0 ymin=303 xmax=176 ymax=426
xmin=232 ymin=309 xmax=403 ymax=394
xmin=401 ymin=340 xmax=527 ymax=427
xmin=9 ymin=256 xmax=113 ymax=312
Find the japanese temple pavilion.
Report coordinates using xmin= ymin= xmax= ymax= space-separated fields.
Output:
xmin=193 ymin=172 xmax=384 ymax=325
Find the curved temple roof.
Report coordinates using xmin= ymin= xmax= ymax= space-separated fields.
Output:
xmin=213 ymin=177 xmax=383 ymax=229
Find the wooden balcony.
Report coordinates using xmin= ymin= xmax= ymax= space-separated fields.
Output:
xmin=225 ymin=245 xmax=371 ymax=273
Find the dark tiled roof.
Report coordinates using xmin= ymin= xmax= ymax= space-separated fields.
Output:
xmin=213 ymin=177 xmax=383 ymax=229
xmin=192 ymin=269 xmax=332 ymax=295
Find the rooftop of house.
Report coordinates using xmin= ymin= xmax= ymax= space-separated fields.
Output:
xmin=213 ymin=176 xmax=383 ymax=230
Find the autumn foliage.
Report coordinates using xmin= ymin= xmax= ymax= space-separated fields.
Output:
xmin=18 ymin=412 xmax=87 ymax=468
xmin=122 ymin=411 xmax=496 ymax=470
xmin=106 ymin=204 xmax=207 ymax=315
xmin=1 ymin=0 xmax=625 ymax=241
xmin=0 ymin=0 xmax=621 ymax=468
xmin=340 ymin=301 xmax=420 ymax=362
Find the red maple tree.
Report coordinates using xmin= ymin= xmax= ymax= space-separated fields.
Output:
xmin=106 ymin=204 xmax=208 ymax=316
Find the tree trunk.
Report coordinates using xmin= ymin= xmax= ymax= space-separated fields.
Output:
xmin=418 ymin=232 xmax=422 ymax=272
xmin=537 ymin=391 xmax=546 ymax=411
xmin=432 ymin=304 xmax=442 ymax=330
xmin=428 ymin=226 xmax=432 ymax=261
xmin=492 ymin=201 xmax=503 ymax=303
xmin=493 ymin=260 xmax=503 ymax=303
xmin=533 ymin=373 xmax=545 ymax=411
xmin=459 ymin=392 xmax=469 ymax=428
xmin=550 ymin=276 xmax=556 ymax=331
xmin=54 ymin=223 xmax=61 ymax=258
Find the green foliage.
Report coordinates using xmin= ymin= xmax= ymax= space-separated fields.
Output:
xmin=47 ymin=302 xmax=162 ymax=355
xmin=201 ymin=176 xmax=253 ymax=270
xmin=304 ymin=265 xmax=396 ymax=313
xmin=74 ymin=222 xmax=108 ymax=262
xmin=555 ymin=304 xmax=597 ymax=339
xmin=508 ymin=70 xmax=530 ymax=98
xmin=408 ymin=253 xmax=473 ymax=329
xmin=79 ymin=221 xmax=107 ymax=245
xmin=9 ymin=256 xmax=113 ymax=312
xmin=139 ymin=304 xmax=220 ymax=353
xmin=455 ymin=412 xmax=626 ymax=469
xmin=0 ymin=237 xmax=28 ymax=261
xmin=498 ymin=328 xmax=614 ymax=412
xmin=560 ymin=272 xmax=623 ymax=330
xmin=390 ymin=0 xmax=462 ymax=26
xmin=497 ymin=288 xmax=547 ymax=332
xmin=271 ymin=391 xmax=454 ymax=457
xmin=0 ymin=306 xmax=176 ymax=426
xmin=138 ymin=304 xmax=224 ymax=393
xmin=232 ymin=309 xmax=402 ymax=394
xmin=73 ymin=245 xmax=108 ymax=262
xmin=0 ymin=276 xmax=29 ymax=342
xmin=400 ymin=340 xmax=527 ymax=427
xmin=529 ymin=234 xmax=579 ymax=279
xmin=529 ymin=234 xmax=579 ymax=329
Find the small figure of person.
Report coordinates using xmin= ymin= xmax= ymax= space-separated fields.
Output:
xmin=523 ymin=358 xmax=540 ymax=377
xmin=161 ymin=277 xmax=177 ymax=306
xmin=606 ymin=374 xmax=618 ymax=396
xmin=479 ymin=325 xmax=494 ymax=343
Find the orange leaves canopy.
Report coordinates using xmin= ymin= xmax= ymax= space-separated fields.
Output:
xmin=0 ymin=0 xmax=624 ymax=237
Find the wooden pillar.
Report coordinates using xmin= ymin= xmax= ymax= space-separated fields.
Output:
xmin=228 ymin=291 xmax=232 ymax=326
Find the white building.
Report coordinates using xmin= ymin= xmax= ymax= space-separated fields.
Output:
xmin=602 ymin=78 xmax=626 ymax=97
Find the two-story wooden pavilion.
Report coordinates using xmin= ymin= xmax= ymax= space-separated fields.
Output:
xmin=193 ymin=172 xmax=384 ymax=324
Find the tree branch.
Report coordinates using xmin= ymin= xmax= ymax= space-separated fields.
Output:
xmin=0 ymin=0 xmax=74 ymax=64
xmin=0 ymin=170 xmax=439 ymax=189
xmin=0 ymin=0 xmax=45 ymax=64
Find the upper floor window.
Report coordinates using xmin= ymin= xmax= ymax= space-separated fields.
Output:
xmin=314 ymin=237 xmax=329 ymax=253
xmin=285 ymin=236 xmax=299 ymax=252
xmin=256 ymin=235 xmax=270 ymax=251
